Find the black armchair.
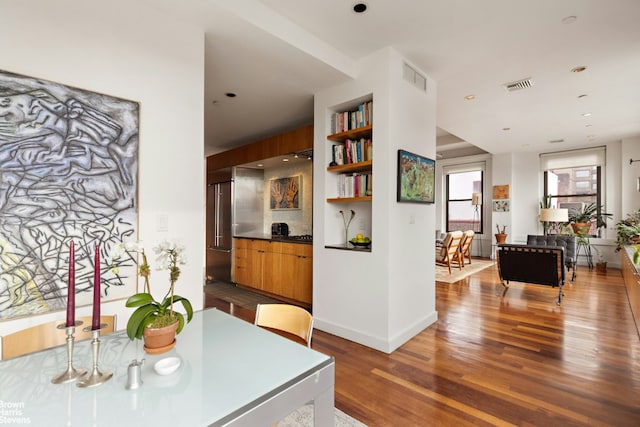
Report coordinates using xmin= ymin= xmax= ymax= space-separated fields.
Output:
xmin=526 ymin=235 xmax=577 ymax=280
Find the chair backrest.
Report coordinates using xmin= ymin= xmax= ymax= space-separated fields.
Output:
xmin=254 ymin=304 xmax=313 ymax=347
xmin=439 ymin=231 xmax=464 ymax=260
xmin=460 ymin=230 xmax=475 ymax=254
xmin=0 ymin=315 xmax=116 ymax=360
xmin=526 ymin=235 xmax=577 ymax=263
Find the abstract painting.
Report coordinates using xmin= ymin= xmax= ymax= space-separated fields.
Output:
xmin=0 ymin=69 xmax=139 ymax=321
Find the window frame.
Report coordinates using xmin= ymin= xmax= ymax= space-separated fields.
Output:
xmin=445 ymin=169 xmax=484 ymax=234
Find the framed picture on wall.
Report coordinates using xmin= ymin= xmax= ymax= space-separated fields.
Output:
xmin=270 ymin=175 xmax=301 ymax=209
xmin=397 ymin=149 xmax=435 ymax=203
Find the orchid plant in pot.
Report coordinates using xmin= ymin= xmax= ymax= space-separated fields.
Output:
xmin=109 ymin=240 xmax=193 ymax=353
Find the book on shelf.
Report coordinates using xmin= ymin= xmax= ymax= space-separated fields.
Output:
xmin=331 ymin=137 xmax=372 ymax=165
xmin=335 ymin=173 xmax=372 ymax=198
xmin=330 ymin=100 xmax=373 ymax=134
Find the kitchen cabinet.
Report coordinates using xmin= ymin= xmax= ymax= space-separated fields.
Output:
xmin=233 ymin=238 xmax=312 ymax=306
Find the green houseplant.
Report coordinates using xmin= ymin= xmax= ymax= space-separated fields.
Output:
xmin=615 ymin=209 xmax=640 ymax=251
xmin=567 ymin=203 xmax=612 ymax=235
xmin=109 ymin=241 xmax=193 ymax=347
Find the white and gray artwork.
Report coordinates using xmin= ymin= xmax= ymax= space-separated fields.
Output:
xmin=0 ymin=69 xmax=139 ymax=320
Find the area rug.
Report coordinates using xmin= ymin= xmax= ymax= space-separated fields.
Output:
xmin=435 ymin=259 xmax=495 ymax=283
xmin=278 ymin=405 xmax=366 ymax=427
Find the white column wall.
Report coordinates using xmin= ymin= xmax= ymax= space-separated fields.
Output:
xmin=313 ymin=48 xmax=437 ymax=353
xmin=0 ymin=0 xmax=205 ymax=336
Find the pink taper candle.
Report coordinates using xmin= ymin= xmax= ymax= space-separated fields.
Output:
xmin=65 ymin=241 xmax=75 ymax=327
xmin=91 ymin=244 xmax=101 ymax=330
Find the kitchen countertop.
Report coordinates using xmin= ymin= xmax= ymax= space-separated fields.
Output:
xmin=234 ymin=233 xmax=312 ymax=245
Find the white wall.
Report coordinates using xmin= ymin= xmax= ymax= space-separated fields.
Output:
xmin=0 ymin=1 xmax=205 ymax=336
xmin=313 ymin=48 xmax=437 ymax=353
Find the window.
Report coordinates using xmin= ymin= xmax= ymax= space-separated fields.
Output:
xmin=445 ymin=169 xmax=483 ymax=233
xmin=541 ymin=147 xmax=605 ymax=236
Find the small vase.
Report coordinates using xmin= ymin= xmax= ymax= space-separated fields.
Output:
xmin=345 ymin=227 xmax=349 ymax=245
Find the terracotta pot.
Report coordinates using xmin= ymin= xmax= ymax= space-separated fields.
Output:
xmin=571 ymin=222 xmax=591 ymax=235
xmin=495 ymin=233 xmax=507 ymax=244
xmin=596 ymin=262 xmax=607 ymax=273
xmin=143 ymin=320 xmax=178 ymax=354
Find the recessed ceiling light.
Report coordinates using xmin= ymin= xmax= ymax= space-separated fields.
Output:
xmin=571 ymin=66 xmax=587 ymax=73
xmin=585 ymin=124 xmax=593 ymax=127
xmin=257 ymin=163 xmax=263 ymax=167
xmin=578 ymin=94 xmax=588 ymax=98
xmin=562 ymin=15 xmax=577 ymax=24
xmin=464 ymin=94 xmax=475 ymax=100
xmin=212 ymin=100 xmax=220 ymax=105
xmin=225 ymin=92 xmax=237 ymax=98
xmin=582 ymin=112 xmax=592 ymax=117
xmin=282 ymin=158 xmax=289 ymax=162
xmin=549 ymin=139 xmax=564 ymax=144
xmin=352 ymin=2 xmax=367 ymax=13
xmin=502 ymin=127 xmax=511 ymax=131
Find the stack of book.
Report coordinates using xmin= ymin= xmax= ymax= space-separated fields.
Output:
xmin=336 ymin=173 xmax=372 ymax=198
xmin=332 ymin=138 xmax=372 ymax=165
xmin=330 ymin=101 xmax=372 ymax=134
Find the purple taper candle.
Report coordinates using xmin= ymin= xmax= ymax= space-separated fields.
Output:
xmin=91 ymin=244 xmax=101 ymax=330
xmin=65 ymin=241 xmax=75 ymax=327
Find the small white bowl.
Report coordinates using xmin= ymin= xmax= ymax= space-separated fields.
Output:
xmin=154 ymin=357 xmax=181 ymax=376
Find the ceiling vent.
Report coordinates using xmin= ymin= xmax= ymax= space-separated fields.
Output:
xmin=503 ymin=78 xmax=534 ymax=92
xmin=403 ymin=62 xmax=427 ymax=92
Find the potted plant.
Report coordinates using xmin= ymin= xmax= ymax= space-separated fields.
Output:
xmin=567 ymin=203 xmax=612 ymax=235
xmin=615 ymin=209 xmax=640 ymax=251
xmin=109 ymin=240 xmax=193 ymax=353
xmin=495 ymin=225 xmax=507 ymax=244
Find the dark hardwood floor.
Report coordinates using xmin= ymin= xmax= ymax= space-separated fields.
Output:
xmin=205 ymin=263 xmax=640 ymax=426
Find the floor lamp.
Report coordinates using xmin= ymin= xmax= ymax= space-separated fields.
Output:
xmin=472 ymin=192 xmax=482 ymax=256
xmin=539 ymin=208 xmax=568 ymax=235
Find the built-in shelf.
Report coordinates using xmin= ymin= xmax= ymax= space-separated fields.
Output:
xmin=327 ymin=125 xmax=373 ymax=142
xmin=326 ymin=160 xmax=372 ymax=174
xmin=326 ymin=196 xmax=372 ymax=203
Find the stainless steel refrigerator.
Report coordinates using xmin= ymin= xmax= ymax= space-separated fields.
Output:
xmin=206 ymin=178 xmax=233 ymax=283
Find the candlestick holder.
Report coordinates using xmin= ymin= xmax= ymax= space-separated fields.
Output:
xmin=52 ymin=321 xmax=87 ymax=384
xmin=77 ymin=325 xmax=112 ymax=388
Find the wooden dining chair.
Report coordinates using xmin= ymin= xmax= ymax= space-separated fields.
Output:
xmin=0 ymin=315 xmax=116 ymax=360
xmin=435 ymin=230 xmax=464 ymax=274
xmin=254 ymin=304 xmax=313 ymax=347
xmin=457 ymin=230 xmax=475 ymax=266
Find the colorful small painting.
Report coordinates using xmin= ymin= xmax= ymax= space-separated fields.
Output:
xmin=493 ymin=185 xmax=510 ymax=200
xmin=493 ymin=200 xmax=510 ymax=212
xmin=397 ymin=150 xmax=435 ymax=203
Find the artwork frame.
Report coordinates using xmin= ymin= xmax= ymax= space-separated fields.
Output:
xmin=270 ymin=175 xmax=301 ymax=210
xmin=0 ymin=69 xmax=139 ymax=321
xmin=397 ymin=149 xmax=435 ymax=204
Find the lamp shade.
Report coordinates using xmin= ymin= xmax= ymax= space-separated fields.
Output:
xmin=471 ymin=192 xmax=482 ymax=205
xmin=540 ymin=208 xmax=568 ymax=222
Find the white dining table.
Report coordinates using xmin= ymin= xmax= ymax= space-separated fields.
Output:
xmin=0 ymin=308 xmax=335 ymax=426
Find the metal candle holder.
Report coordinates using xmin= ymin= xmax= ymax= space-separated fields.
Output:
xmin=52 ymin=321 xmax=87 ymax=384
xmin=77 ymin=324 xmax=113 ymax=388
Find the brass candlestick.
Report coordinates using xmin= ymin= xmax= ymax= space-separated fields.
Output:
xmin=77 ymin=325 xmax=112 ymax=388
xmin=52 ymin=321 xmax=87 ymax=384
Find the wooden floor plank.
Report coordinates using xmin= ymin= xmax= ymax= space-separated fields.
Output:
xmin=206 ymin=263 xmax=640 ymax=426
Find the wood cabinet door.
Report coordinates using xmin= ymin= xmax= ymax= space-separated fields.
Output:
xmin=234 ymin=239 xmax=264 ymax=290
xmin=278 ymin=244 xmax=313 ymax=304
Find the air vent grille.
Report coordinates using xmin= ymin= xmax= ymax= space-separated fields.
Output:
xmin=503 ymin=78 xmax=534 ymax=92
xmin=403 ymin=62 xmax=427 ymax=92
